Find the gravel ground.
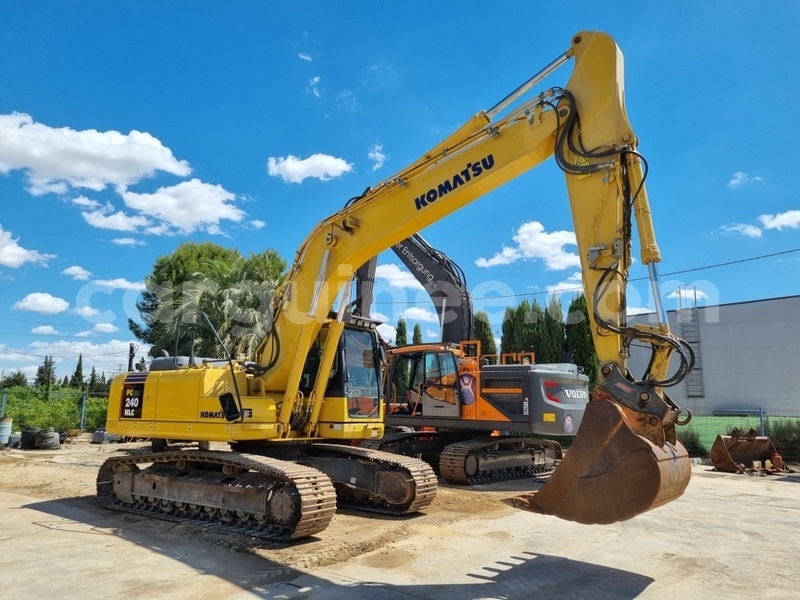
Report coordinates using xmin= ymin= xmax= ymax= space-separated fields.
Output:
xmin=0 ymin=438 xmax=797 ymax=599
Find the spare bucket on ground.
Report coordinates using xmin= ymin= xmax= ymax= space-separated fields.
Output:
xmin=711 ymin=427 xmax=782 ymax=473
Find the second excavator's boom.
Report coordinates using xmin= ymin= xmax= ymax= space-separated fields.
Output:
xmin=252 ymin=31 xmax=694 ymax=524
xmin=351 ymin=233 xmax=474 ymax=345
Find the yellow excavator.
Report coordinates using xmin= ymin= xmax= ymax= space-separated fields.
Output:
xmin=98 ymin=30 xmax=694 ymax=540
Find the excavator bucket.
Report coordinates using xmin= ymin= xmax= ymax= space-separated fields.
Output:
xmin=509 ymin=398 xmax=691 ymax=524
xmin=710 ymin=428 xmax=778 ymax=473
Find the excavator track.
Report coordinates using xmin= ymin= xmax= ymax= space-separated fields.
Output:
xmin=96 ymin=450 xmax=337 ymax=541
xmin=303 ymin=443 xmax=438 ymax=515
xmin=438 ymin=436 xmax=562 ymax=485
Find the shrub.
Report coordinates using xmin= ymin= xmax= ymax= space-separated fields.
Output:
xmin=3 ymin=387 xmax=108 ymax=431
xmin=679 ymin=429 xmax=708 ymax=458
xmin=767 ymin=418 xmax=800 ymax=464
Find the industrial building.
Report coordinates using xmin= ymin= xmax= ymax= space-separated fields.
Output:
xmin=629 ymin=294 xmax=800 ymax=415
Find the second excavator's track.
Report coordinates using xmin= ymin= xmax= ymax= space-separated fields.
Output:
xmin=96 ymin=450 xmax=337 ymax=541
xmin=438 ymin=436 xmax=562 ymax=485
xmin=307 ymin=443 xmax=438 ymax=515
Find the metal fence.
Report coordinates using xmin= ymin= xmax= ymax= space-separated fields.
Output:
xmin=679 ymin=406 xmax=800 ymax=465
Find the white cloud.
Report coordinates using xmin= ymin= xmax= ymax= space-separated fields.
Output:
xmin=298 ymin=53 xmax=312 ymax=61
xmin=93 ymin=278 xmax=146 ymax=291
xmin=93 ymin=322 xmax=119 ymax=333
xmin=370 ymin=311 xmax=390 ymax=323
xmin=476 ymin=221 xmax=579 ymax=270
xmin=546 ymin=272 xmax=584 ymax=295
xmin=400 ymin=307 xmax=439 ymax=323
xmin=626 ymin=306 xmax=654 ymax=316
xmin=267 ymin=153 xmax=353 ymax=184
xmin=27 ymin=338 xmax=151 ymax=377
xmin=368 ymin=144 xmax=386 ymax=170
xmin=111 ymin=237 xmax=146 ymax=246
xmin=13 ymin=292 xmax=69 ymax=314
xmin=374 ymin=263 xmax=425 ymax=289
xmin=668 ymin=288 xmax=709 ymax=301
xmin=376 ymin=323 xmax=396 ymax=345
xmin=308 ymin=76 xmax=322 ymax=98
xmin=0 ymin=224 xmax=55 ymax=268
xmin=721 ymin=223 xmax=762 ymax=238
xmin=71 ymin=195 xmax=100 ymax=209
xmin=32 ymin=325 xmax=58 ymax=334
xmin=62 ymin=265 xmax=92 ymax=280
xmin=727 ymin=171 xmax=763 ymax=189
xmin=251 ymin=220 xmax=266 ymax=229
xmin=82 ymin=206 xmax=152 ymax=231
xmin=0 ymin=112 xmax=191 ymax=195
xmin=119 ymin=179 xmax=245 ymax=235
xmin=758 ymin=210 xmax=800 ymax=231
xmin=73 ymin=305 xmax=101 ymax=318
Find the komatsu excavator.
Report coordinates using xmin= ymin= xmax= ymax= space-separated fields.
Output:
xmin=351 ymin=235 xmax=590 ymax=484
xmin=98 ymin=31 xmax=694 ymax=539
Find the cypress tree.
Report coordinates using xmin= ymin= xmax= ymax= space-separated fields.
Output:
xmin=473 ymin=310 xmax=497 ymax=357
xmin=395 ymin=318 xmax=408 ymax=346
xmin=565 ymin=294 xmax=599 ymax=389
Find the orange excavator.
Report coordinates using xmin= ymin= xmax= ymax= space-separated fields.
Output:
xmin=100 ymin=31 xmax=694 ymax=538
xmin=348 ymin=235 xmax=590 ymax=485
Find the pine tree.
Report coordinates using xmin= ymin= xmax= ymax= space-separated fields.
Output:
xmin=87 ymin=367 xmax=100 ymax=393
xmin=70 ymin=354 xmax=85 ymax=388
xmin=34 ymin=355 xmax=57 ymax=400
xmin=565 ymin=294 xmax=599 ymax=389
xmin=412 ymin=323 xmax=423 ymax=344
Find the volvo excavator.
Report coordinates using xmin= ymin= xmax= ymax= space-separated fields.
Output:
xmin=98 ymin=31 xmax=695 ymax=540
xmin=351 ymin=235 xmax=590 ymax=484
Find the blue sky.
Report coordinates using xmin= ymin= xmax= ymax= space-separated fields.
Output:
xmin=1 ymin=2 xmax=799 ymax=381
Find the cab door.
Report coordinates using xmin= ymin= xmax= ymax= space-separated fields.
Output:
xmin=418 ymin=351 xmax=460 ymax=418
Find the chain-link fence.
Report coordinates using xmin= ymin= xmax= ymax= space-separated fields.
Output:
xmin=3 ymin=387 xmax=799 ymax=465
xmin=678 ymin=407 xmax=800 ymax=465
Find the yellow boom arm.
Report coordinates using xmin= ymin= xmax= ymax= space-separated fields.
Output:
xmin=253 ymin=31 xmax=693 ymax=522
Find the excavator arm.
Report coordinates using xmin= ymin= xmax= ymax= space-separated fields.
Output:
xmin=351 ymin=233 xmax=474 ymax=345
xmin=253 ymin=31 xmax=693 ymax=523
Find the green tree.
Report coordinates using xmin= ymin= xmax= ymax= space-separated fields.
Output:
xmin=130 ymin=242 xmax=286 ymax=359
xmin=501 ymin=299 xmax=543 ymax=357
xmin=565 ymin=294 xmax=599 ymax=389
xmin=412 ymin=323 xmax=423 ymax=344
xmin=0 ymin=371 xmax=28 ymax=388
xmin=69 ymin=354 xmax=84 ymax=388
xmin=395 ymin=318 xmax=407 ymax=346
xmin=540 ymin=295 xmax=566 ymax=363
xmin=473 ymin=310 xmax=497 ymax=357
xmin=87 ymin=367 xmax=99 ymax=393
xmin=34 ymin=356 xmax=57 ymax=393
